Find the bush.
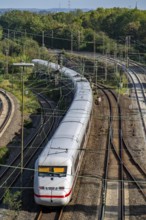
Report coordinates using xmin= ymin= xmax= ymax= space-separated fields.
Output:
xmin=0 ymin=147 xmax=9 ymax=164
xmin=3 ymin=189 xmax=21 ymax=218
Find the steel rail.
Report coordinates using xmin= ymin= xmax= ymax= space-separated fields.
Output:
xmin=0 ymin=90 xmax=12 ymax=133
xmin=0 ymin=98 xmax=3 ymax=115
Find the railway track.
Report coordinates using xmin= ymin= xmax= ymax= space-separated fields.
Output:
xmin=98 ymin=82 xmax=146 ymax=219
xmin=97 ymin=84 xmax=124 ymax=219
xmin=0 ymin=90 xmax=13 ymax=137
xmin=126 ymin=66 xmax=146 ymax=135
xmin=118 ymin=74 xmax=146 ymax=200
xmin=36 ymin=206 xmax=64 ymax=220
xmin=0 ymin=92 xmax=56 ymax=203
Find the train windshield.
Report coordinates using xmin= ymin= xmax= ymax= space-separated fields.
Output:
xmin=38 ymin=166 xmax=67 ymax=177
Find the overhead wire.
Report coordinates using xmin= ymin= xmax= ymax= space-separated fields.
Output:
xmin=2 ymin=28 xmax=96 ymax=45
xmin=0 ymin=163 xmax=146 ymax=189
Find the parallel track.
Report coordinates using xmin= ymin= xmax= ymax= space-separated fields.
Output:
xmin=0 ymin=90 xmax=12 ymax=134
xmin=97 ymin=84 xmax=124 ymax=220
xmin=0 ymin=93 xmax=55 ymax=202
xmin=98 ymin=83 xmax=146 ymax=219
xmin=126 ymin=67 xmax=146 ymax=135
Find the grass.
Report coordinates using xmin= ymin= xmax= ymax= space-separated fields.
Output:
xmin=0 ymin=73 xmax=40 ymax=116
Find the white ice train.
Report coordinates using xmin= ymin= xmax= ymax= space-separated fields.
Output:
xmin=32 ymin=59 xmax=93 ymax=206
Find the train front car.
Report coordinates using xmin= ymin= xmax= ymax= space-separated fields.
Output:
xmin=34 ymin=147 xmax=74 ymax=206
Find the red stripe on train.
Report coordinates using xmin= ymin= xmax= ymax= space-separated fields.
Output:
xmin=34 ymin=189 xmax=72 ymax=199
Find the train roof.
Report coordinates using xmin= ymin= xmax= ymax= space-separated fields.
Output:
xmin=32 ymin=59 xmax=89 ymax=83
xmin=68 ymin=101 xmax=91 ymax=114
xmin=38 ymin=137 xmax=78 ymax=165
xmin=62 ymin=67 xmax=77 ymax=77
xmin=33 ymin=59 xmax=93 ymax=167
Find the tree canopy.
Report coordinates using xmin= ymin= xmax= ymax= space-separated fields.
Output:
xmin=0 ymin=7 xmax=146 ymax=61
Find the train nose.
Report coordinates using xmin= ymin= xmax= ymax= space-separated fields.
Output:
xmin=49 ymin=196 xmax=70 ymax=206
xmin=49 ymin=188 xmax=70 ymax=206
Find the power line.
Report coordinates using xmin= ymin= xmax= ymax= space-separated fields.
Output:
xmin=2 ymin=28 xmax=99 ymax=47
xmin=0 ymin=164 xmax=146 ymax=188
xmin=0 ymin=163 xmax=146 ymax=185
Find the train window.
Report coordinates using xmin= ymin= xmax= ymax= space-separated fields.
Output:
xmin=38 ymin=166 xmax=67 ymax=177
xmin=74 ymin=153 xmax=80 ymax=172
xmin=54 ymin=167 xmax=65 ymax=173
xmin=38 ymin=167 xmax=51 ymax=173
